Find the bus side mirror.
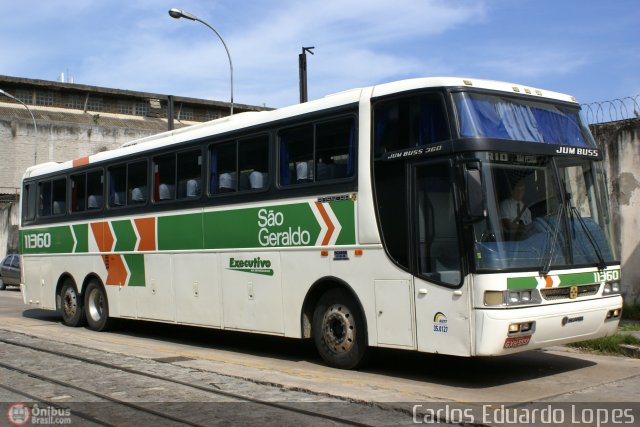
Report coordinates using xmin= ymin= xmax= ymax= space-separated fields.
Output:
xmin=465 ymin=162 xmax=486 ymax=222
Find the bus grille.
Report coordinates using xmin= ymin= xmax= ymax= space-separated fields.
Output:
xmin=540 ymin=284 xmax=600 ymax=300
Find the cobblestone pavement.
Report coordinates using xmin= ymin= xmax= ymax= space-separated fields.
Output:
xmin=2 ymin=290 xmax=640 ymax=426
xmin=0 ymin=330 xmax=449 ymax=426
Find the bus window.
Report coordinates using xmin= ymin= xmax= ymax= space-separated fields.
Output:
xmin=177 ymin=150 xmax=202 ymax=199
xmin=128 ymin=161 xmax=147 ymax=205
xmin=52 ymin=178 xmax=66 ymax=216
xmin=209 ymin=141 xmax=237 ymax=194
xmin=415 ymin=162 xmax=461 ymax=285
xmin=87 ymin=170 xmax=104 ymax=210
xmin=316 ymin=117 xmax=355 ymax=181
xmin=153 ymin=154 xmax=176 ymax=201
xmin=22 ymin=182 xmax=36 ymax=222
xmin=238 ymin=136 xmax=269 ymax=191
xmin=70 ymin=173 xmax=87 ymax=212
xmin=108 ymin=164 xmax=126 ymax=208
xmin=280 ymin=125 xmax=313 ymax=184
xmin=38 ymin=181 xmax=52 ymax=217
xmin=279 ymin=117 xmax=355 ymax=186
xmin=373 ymin=93 xmax=449 ymax=158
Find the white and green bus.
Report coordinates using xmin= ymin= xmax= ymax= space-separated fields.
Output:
xmin=19 ymin=77 xmax=623 ymax=369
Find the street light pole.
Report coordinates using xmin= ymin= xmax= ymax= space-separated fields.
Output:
xmin=168 ymin=8 xmax=234 ymax=116
xmin=0 ymin=88 xmax=39 ymax=164
xmin=299 ymin=46 xmax=314 ymax=103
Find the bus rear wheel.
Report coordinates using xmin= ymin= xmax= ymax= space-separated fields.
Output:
xmin=84 ymin=280 xmax=112 ymax=332
xmin=59 ymin=279 xmax=85 ymax=327
xmin=312 ymin=288 xmax=367 ymax=369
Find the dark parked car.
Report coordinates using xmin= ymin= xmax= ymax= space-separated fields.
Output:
xmin=0 ymin=254 xmax=20 ymax=290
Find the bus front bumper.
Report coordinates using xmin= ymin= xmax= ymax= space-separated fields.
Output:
xmin=474 ymin=295 xmax=623 ymax=356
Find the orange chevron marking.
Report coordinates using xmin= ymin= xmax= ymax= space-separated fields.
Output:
xmin=90 ymin=222 xmax=114 ymax=252
xmin=545 ymin=275 xmax=554 ymax=288
xmin=315 ymin=202 xmax=335 ymax=246
xmin=92 ymin=222 xmax=125 ymax=286
xmin=103 ymin=254 xmax=128 ymax=286
xmin=72 ymin=156 xmax=90 ymax=167
xmin=134 ymin=217 xmax=156 ymax=251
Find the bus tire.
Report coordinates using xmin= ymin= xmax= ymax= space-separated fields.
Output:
xmin=60 ymin=279 xmax=85 ymax=327
xmin=312 ymin=288 xmax=367 ymax=369
xmin=84 ymin=280 xmax=112 ymax=332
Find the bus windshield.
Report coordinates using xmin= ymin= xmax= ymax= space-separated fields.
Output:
xmin=471 ymin=153 xmax=617 ymax=272
xmin=453 ymin=92 xmax=596 ymax=147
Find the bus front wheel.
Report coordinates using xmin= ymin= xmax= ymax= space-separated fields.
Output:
xmin=59 ymin=279 xmax=85 ymax=327
xmin=312 ymin=288 xmax=367 ymax=369
xmin=84 ymin=280 xmax=112 ymax=332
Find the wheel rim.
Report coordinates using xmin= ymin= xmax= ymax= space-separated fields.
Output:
xmin=63 ymin=287 xmax=78 ymax=318
xmin=322 ymin=303 xmax=356 ymax=353
xmin=87 ymin=287 xmax=104 ymax=323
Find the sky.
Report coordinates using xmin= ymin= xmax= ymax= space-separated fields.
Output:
xmin=0 ymin=0 xmax=638 ymax=110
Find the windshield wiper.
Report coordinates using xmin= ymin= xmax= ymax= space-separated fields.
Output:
xmin=540 ymin=202 xmax=564 ymax=276
xmin=569 ymin=206 xmax=607 ymax=270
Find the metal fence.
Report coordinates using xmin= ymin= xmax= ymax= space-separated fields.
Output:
xmin=582 ymin=94 xmax=640 ymax=125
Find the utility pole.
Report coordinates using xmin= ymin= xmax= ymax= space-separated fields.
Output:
xmin=299 ymin=46 xmax=314 ymax=103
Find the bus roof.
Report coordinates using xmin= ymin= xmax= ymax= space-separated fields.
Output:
xmin=22 ymin=77 xmax=577 ymax=179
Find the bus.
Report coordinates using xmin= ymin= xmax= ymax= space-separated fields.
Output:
xmin=19 ymin=77 xmax=623 ymax=369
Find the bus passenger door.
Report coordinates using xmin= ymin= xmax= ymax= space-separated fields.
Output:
xmin=412 ymin=161 xmax=471 ymax=356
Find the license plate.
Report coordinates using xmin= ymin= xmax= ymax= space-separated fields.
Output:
xmin=503 ymin=335 xmax=531 ymax=349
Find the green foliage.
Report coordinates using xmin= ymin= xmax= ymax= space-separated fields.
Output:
xmin=568 ymin=333 xmax=640 ymax=355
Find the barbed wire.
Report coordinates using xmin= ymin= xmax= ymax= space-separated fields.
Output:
xmin=581 ymin=94 xmax=640 ymax=125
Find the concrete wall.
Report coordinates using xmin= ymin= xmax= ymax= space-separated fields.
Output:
xmin=0 ymin=106 xmax=169 ymax=256
xmin=596 ymin=119 xmax=640 ymax=304
xmin=0 ymin=203 xmax=19 ymax=256
xmin=0 ymin=107 xmax=170 ymax=191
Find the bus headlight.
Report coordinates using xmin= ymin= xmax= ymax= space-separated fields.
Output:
xmin=603 ymin=282 xmax=621 ymax=295
xmin=508 ymin=292 xmax=520 ymax=304
xmin=484 ymin=290 xmax=541 ymax=306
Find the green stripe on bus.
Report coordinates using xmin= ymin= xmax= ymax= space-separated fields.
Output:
xmin=20 ymin=226 xmax=75 ymax=254
xmin=158 ymin=213 xmax=204 ymax=250
xmin=203 ymin=208 xmax=257 ymax=249
xmin=123 ymin=254 xmax=145 ymax=286
xmin=507 ymin=277 xmax=538 ymax=290
xmin=21 ymin=199 xmax=356 ymax=254
xmin=331 ymin=200 xmax=356 ymax=246
xmin=558 ymin=272 xmax=597 ymax=287
xmin=112 ymin=220 xmax=137 ymax=252
xmin=72 ymin=224 xmax=88 ymax=253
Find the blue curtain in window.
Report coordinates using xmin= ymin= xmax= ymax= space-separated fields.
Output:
xmin=456 ymin=94 xmax=510 ymax=139
xmin=280 ymin=137 xmax=290 ymax=185
xmin=209 ymin=148 xmax=218 ymax=194
xmin=347 ymin=123 xmax=355 ymax=176
xmin=418 ymin=99 xmax=448 ymax=145
xmin=496 ymin=102 xmax=544 ymax=142
xmin=373 ymin=108 xmax=388 ymax=156
xmin=531 ymin=107 xmax=589 ymax=147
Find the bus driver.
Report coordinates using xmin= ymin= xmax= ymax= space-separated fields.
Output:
xmin=500 ymin=180 xmax=532 ymax=234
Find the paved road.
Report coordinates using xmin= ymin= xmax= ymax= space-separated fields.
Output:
xmin=1 ymin=289 xmax=639 ymax=426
